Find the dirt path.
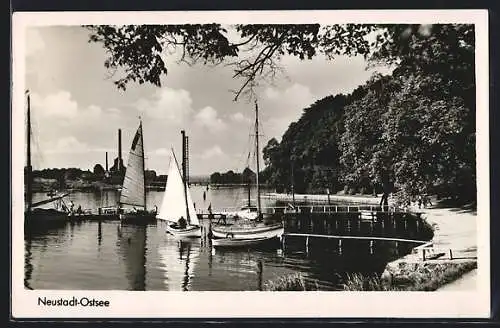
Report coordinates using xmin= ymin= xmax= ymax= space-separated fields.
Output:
xmin=438 ymin=268 xmax=477 ymax=291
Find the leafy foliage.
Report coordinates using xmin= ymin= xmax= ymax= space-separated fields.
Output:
xmin=87 ymin=23 xmax=476 ymax=204
xmin=87 ymin=24 xmax=380 ymax=100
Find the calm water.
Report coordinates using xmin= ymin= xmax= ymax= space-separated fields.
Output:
xmin=25 ymin=186 xmax=412 ymax=291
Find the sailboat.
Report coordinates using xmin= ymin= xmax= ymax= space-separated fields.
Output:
xmin=210 ymin=101 xmax=284 ymax=245
xmin=157 ymin=147 xmax=201 ymax=238
xmin=118 ymin=121 xmax=157 ymax=223
xmin=24 ymin=90 xmax=70 ymax=225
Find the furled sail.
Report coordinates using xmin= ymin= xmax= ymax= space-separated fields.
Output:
xmin=119 ymin=123 xmax=146 ymax=208
xmin=158 ymin=149 xmax=199 ymax=226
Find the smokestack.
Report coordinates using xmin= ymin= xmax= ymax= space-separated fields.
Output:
xmin=118 ymin=129 xmax=122 ymax=168
xmin=105 ymin=152 xmax=108 ymax=171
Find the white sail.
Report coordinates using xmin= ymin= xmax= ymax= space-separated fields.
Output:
xmin=119 ymin=124 xmax=146 ymax=208
xmin=158 ymin=150 xmax=199 ymax=226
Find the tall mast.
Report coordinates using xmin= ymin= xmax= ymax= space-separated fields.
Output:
xmin=247 ymin=173 xmax=251 ymax=207
xmin=254 ymin=101 xmax=261 ymax=214
xmin=291 ymin=161 xmax=295 ymax=206
xmin=140 ymin=120 xmax=146 ymax=210
xmin=26 ymin=90 xmax=32 ymax=213
xmin=181 ymin=130 xmax=190 ymax=223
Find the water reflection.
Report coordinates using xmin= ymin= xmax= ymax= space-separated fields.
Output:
xmin=157 ymin=236 xmax=201 ymax=291
xmin=24 ymin=189 xmax=430 ymax=291
xmin=117 ymin=223 xmax=147 ymax=291
xmin=24 ymin=238 xmax=33 ymax=290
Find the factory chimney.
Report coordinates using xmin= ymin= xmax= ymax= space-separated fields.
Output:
xmin=105 ymin=151 xmax=109 ymax=171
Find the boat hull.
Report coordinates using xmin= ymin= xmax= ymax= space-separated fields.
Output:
xmin=25 ymin=208 xmax=69 ymax=224
xmin=166 ymin=223 xmax=202 ymax=238
xmin=119 ymin=211 xmax=157 ymax=224
xmin=211 ymin=222 xmax=284 ymax=240
xmin=212 ymin=236 xmax=280 ymax=248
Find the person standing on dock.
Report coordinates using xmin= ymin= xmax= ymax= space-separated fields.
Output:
xmin=379 ymin=169 xmax=391 ymax=211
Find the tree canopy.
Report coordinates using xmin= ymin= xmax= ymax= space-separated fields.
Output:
xmin=87 ymin=23 xmax=476 ymax=205
xmin=86 ymin=24 xmax=390 ymax=100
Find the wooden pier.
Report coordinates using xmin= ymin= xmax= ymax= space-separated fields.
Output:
xmin=279 ymin=207 xmax=432 ymax=256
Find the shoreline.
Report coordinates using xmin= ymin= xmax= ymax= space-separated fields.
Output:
xmin=380 ymin=205 xmax=477 ymax=291
xmin=262 ymin=199 xmax=478 ymax=291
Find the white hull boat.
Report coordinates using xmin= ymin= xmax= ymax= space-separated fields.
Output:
xmin=166 ymin=223 xmax=202 ymax=238
xmin=157 ymin=144 xmax=201 ymax=238
xmin=210 ymin=101 xmax=284 ymax=242
xmin=211 ymin=222 xmax=284 ymax=240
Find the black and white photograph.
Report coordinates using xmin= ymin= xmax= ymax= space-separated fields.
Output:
xmin=12 ymin=10 xmax=490 ymax=318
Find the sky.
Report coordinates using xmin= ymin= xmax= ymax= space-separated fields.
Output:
xmin=25 ymin=25 xmax=391 ymax=176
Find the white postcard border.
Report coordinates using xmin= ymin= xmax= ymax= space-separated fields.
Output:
xmin=11 ymin=9 xmax=490 ymax=318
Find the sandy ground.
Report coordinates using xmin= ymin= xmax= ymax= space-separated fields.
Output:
xmin=415 ymin=205 xmax=478 ymax=291
xmin=438 ymin=268 xmax=477 ymax=291
xmin=420 ymin=206 xmax=477 ymax=259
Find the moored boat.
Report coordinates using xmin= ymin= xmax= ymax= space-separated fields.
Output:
xmin=157 ymin=133 xmax=201 ymax=238
xmin=211 ymin=101 xmax=283 ymax=242
xmin=117 ymin=121 xmax=157 ymax=224
xmin=24 ymin=90 xmax=70 ymax=225
xmin=211 ymin=221 xmax=283 ymax=239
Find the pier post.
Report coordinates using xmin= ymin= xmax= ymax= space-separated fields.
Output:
xmin=338 ymin=239 xmax=343 ymax=256
xmin=449 ymin=249 xmax=453 ymax=260
xmin=347 ymin=219 xmax=351 ymax=233
xmin=282 ymin=235 xmax=286 ymax=253
xmin=306 ymin=236 xmax=310 ymax=255
xmin=369 ymin=240 xmax=374 ymax=255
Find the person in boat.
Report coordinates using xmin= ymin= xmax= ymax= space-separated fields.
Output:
xmin=69 ymin=201 xmax=75 ymax=214
xmin=77 ymin=205 xmax=82 ymax=215
xmin=178 ymin=216 xmax=187 ymax=229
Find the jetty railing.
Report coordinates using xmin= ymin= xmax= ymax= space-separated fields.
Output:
xmin=196 ymin=204 xmax=407 ymax=215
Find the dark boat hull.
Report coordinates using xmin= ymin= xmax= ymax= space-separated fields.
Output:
xmin=119 ymin=211 xmax=157 ymax=224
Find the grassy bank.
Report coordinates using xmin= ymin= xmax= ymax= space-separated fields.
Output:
xmin=264 ymin=273 xmax=309 ymax=291
xmin=263 ymin=260 xmax=476 ymax=291
xmin=343 ymin=260 xmax=477 ymax=291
